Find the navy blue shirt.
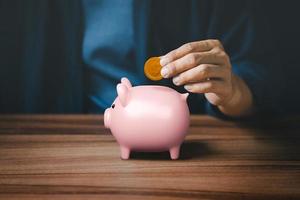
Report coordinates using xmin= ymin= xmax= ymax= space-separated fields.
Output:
xmin=0 ymin=0 xmax=284 ymax=116
xmin=82 ymin=0 xmax=139 ymax=112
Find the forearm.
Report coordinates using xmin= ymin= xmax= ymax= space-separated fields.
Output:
xmin=218 ymin=74 xmax=254 ymax=117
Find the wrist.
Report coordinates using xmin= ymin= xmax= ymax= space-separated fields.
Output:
xmin=223 ymin=75 xmax=241 ymax=108
xmin=218 ymin=74 xmax=254 ymax=117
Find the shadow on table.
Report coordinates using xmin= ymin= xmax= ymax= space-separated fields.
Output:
xmin=130 ymin=141 xmax=218 ymax=160
xmin=238 ymin=121 xmax=300 ymax=161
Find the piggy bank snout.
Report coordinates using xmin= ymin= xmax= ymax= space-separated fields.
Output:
xmin=104 ymin=108 xmax=111 ymax=128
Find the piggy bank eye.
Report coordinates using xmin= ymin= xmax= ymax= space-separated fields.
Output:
xmin=111 ymin=104 xmax=115 ymax=109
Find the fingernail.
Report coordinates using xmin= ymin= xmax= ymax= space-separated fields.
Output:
xmin=184 ymin=85 xmax=191 ymax=90
xmin=161 ymin=67 xmax=169 ymax=78
xmin=160 ymin=57 xmax=169 ymax=66
xmin=173 ymin=77 xmax=180 ymax=85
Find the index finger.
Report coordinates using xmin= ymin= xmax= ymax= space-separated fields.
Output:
xmin=160 ymin=40 xmax=218 ymax=66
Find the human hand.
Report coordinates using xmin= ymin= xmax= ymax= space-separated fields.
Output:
xmin=159 ymin=39 xmax=253 ymax=116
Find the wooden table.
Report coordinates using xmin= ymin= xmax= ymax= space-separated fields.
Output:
xmin=0 ymin=115 xmax=299 ymax=200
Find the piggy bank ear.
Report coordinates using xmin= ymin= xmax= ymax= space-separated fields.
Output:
xmin=181 ymin=93 xmax=189 ymax=101
xmin=121 ymin=77 xmax=132 ymax=89
xmin=117 ymin=83 xmax=129 ymax=107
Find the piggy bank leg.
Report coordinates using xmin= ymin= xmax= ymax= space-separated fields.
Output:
xmin=120 ymin=146 xmax=130 ymax=160
xmin=169 ymin=145 xmax=181 ymax=160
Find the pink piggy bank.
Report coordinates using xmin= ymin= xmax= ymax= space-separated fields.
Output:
xmin=104 ymin=77 xmax=190 ymax=160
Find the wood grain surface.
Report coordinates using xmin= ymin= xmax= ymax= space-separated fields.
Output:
xmin=0 ymin=115 xmax=299 ymax=200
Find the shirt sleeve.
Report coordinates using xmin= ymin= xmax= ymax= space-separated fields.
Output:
xmin=203 ymin=0 xmax=284 ymax=119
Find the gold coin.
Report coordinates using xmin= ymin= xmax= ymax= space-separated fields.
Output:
xmin=144 ymin=57 xmax=163 ymax=81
